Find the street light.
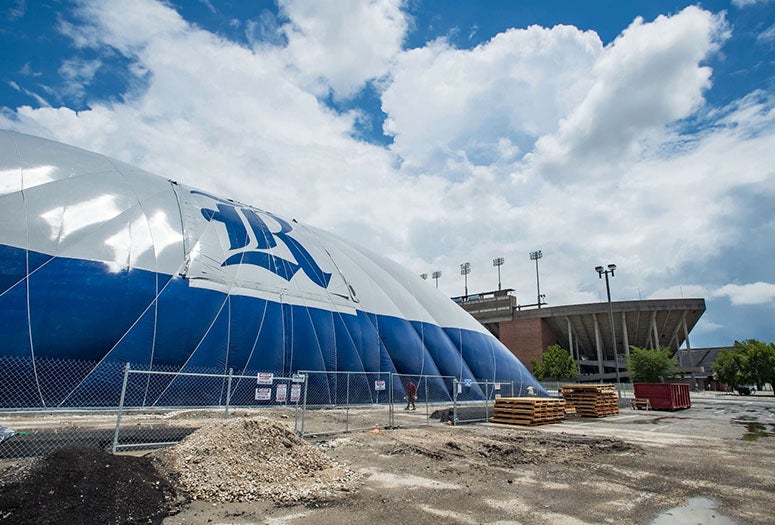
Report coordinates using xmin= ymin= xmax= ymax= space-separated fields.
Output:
xmin=432 ymin=270 xmax=442 ymax=289
xmin=460 ymin=262 xmax=471 ymax=297
xmin=596 ymin=263 xmax=621 ymax=399
xmin=492 ymin=257 xmax=504 ymax=291
xmin=529 ymin=250 xmax=543 ymax=308
xmin=420 ymin=273 xmax=428 ymax=280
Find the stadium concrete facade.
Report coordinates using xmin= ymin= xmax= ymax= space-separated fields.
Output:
xmin=455 ymin=289 xmax=706 ymax=382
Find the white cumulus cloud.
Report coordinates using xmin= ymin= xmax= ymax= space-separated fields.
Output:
xmin=713 ymin=282 xmax=775 ymax=305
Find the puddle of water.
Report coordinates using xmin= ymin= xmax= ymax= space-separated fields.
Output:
xmin=651 ymin=497 xmax=737 ymax=524
xmin=737 ymin=421 xmax=775 ymax=441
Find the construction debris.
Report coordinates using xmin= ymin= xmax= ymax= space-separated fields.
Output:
xmin=561 ymin=384 xmax=620 ymax=417
xmin=489 ymin=397 xmax=566 ymax=426
xmin=153 ymin=417 xmax=360 ymax=504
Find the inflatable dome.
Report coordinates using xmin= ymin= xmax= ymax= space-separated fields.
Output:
xmin=0 ymin=130 xmax=546 ymax=407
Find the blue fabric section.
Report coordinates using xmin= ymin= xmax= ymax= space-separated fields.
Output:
xmin=28 ymin=257 xmax=157 ymax=361
xmin=0 ymin=244 xmax=51 ymax=295
xmin=0 ymin=281 xmax=31 ymax=357
xmin=0 ymin=244 xmax=546 ymax=406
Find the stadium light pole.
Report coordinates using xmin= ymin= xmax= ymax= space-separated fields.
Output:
xmin=432 ymin=270 xmax=442 ymax=289
xmin=595 ymin=264 xmax=621 ymax=399
xmin=529 ymin=250 xmax=543 ymax=308
xmin=460 ymin=262 xmax=471 ymax=297
xmin=493 ymin=257 xmax=504 ymax=291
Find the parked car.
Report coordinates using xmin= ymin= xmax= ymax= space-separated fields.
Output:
xmin=736 ymin=385 xmax=753 ymax=396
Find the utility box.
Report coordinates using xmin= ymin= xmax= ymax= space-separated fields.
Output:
xmin=633 ymin=383 xmax=691 ymax=410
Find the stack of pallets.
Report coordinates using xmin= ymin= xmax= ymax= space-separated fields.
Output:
xmin=489 ymin=397 xmax=566 ymax=426
xmin=560 ymin=384 xmax=619 ymax=417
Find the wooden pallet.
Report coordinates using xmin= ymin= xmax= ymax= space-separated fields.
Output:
xmin=489 ymin=397 xmax=566 ymax=426
xmin=560 ymin=384 xmax=620 ymax=417
xmin=630 ymin=398 xmax=652 ymax=410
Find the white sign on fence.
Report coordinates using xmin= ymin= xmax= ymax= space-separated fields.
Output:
xmin=276 ymin=384 xmax=287 ymax=402
xmin=374 ymin=380 xmax=386 ymax=391
xmin=255 ymin=387 xmax=272 ymax=401
xmin=290 ymin=384 xmax=301 ymax=402
xmin=257 ymin=372 xmax=274 ymax=384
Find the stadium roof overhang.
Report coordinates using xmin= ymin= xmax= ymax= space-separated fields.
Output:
xmin=511 ymin=298 xmax=707 ymax=355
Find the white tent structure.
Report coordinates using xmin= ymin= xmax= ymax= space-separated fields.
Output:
xmin=0 ymin=130 xmax=545 ymax=407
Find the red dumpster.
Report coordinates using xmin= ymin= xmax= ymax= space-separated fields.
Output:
xmin=632 ymin=383 xmax=691 ymax=410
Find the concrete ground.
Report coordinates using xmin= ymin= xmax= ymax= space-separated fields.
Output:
xmin=162 ymin=391 xmax=775 ymax=524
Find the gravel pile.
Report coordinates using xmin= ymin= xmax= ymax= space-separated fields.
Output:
xmin=155 ymin=417 xmax=359 ymax=504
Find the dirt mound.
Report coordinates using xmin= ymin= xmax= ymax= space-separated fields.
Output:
xmin=154 ymin=417 xmax=359 ymax=504
xmin=384 ymin=428 xmax=638 ymax=467
xmin=0 ymin=445 xmax=179 ymax=525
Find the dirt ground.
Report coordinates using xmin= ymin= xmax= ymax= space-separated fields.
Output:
xmin=1 ymin=392 xmax=774 ymax=524
xmin=161 ymin=393 xmax=774 ymax=525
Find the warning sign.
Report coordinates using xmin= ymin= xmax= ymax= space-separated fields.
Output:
xmin=374 ymin=380 xmax=386 ymax=391
xmin=276 ymin=384 xmax=287 ymax=402
xmin=290 ymin=384 xmax=302 ymax=402
xmin=255 ymin=387 xmax=271 ymax=401
xmin=257 ymin=372 xmax=273 ymax=385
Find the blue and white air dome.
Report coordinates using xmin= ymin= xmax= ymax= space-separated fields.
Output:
xmin=0 ymin=130 xmax=545 ymax=407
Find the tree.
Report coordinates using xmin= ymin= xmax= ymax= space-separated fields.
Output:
xmin=744 ymin=339 xmax=775 ymax=390
xmin=717 ymin=339 xmax=775 ymax=390
xmin=713 ymin=347 xmax=748 ymax=388
xmin=627 ymin=346 xmax=676 ymax=383
xmin=530 ymin=344 xmax=577 ymax=380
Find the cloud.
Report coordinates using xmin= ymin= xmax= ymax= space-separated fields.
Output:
xmin=3 ymin=0 xmax=26 ymax=20
xmin=382 ymin=25 xmax=602 ymax=172
xmin=713 ymin=282 xmax=775 ymax=305
xmin=524 ymin=7 xmax=728 ymax=183
xmin=278 ymin=0 xmax=408 ymax=99
xmin=758 ymin=22 xmax=775 ymax=45
xmin=57 ymin=58 xmax=102 ymax=102
xmin=732 ymin=0 xmax=774 ymax=7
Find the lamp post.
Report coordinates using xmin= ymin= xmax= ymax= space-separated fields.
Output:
xmin=460 ymin=262 xmax=471 ymax=297
xmin=492 ymin=257 xmax=504 ymax=291
xmin=529 ymin=250 xmax=543 ymax=308
xmin=432 ymin=270 xmax=442 ymax=289
xmin=595 ymin=264 xmax=621 ymax=399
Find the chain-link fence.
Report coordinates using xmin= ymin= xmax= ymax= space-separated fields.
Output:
xmin=295 ymin=372 xmax=460 ymax=436
xmin=0 ymin=355 xmax=531 ymax=457
xmin=0 ymin=359 xmax=305 ymax=459
xmin=111 ymin=365 xmax=305 ymax=453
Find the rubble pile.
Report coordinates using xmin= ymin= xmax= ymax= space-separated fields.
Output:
xmin=155 ymin=417 xmax=359 ymax=504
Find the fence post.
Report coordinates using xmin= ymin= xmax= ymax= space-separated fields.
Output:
xmin=345 ymin=372 xmax=350 ymax=433
xmin=485 ymin=381 xmax=491 ymax=422
xmin=452 ymin=378 xmax=458 ymax=426
xmin=389 ymin=373 xmax=394 ymax=428
xmin=224 ymin=368 xmax=233 ymax=419
xmin=112 ymin=362 xmax=131 ymax=454
xmin=424 ymin=377 xmax=429 ymax=419
xmin=300 ymin=372 xmax=309 ymax=438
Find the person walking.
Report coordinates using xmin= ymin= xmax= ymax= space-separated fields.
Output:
xmin=405 ymin=380 xmax=417 ymax=410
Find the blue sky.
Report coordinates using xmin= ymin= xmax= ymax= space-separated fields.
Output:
xmin=1 ymin=0 xmax=774 ymax=348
